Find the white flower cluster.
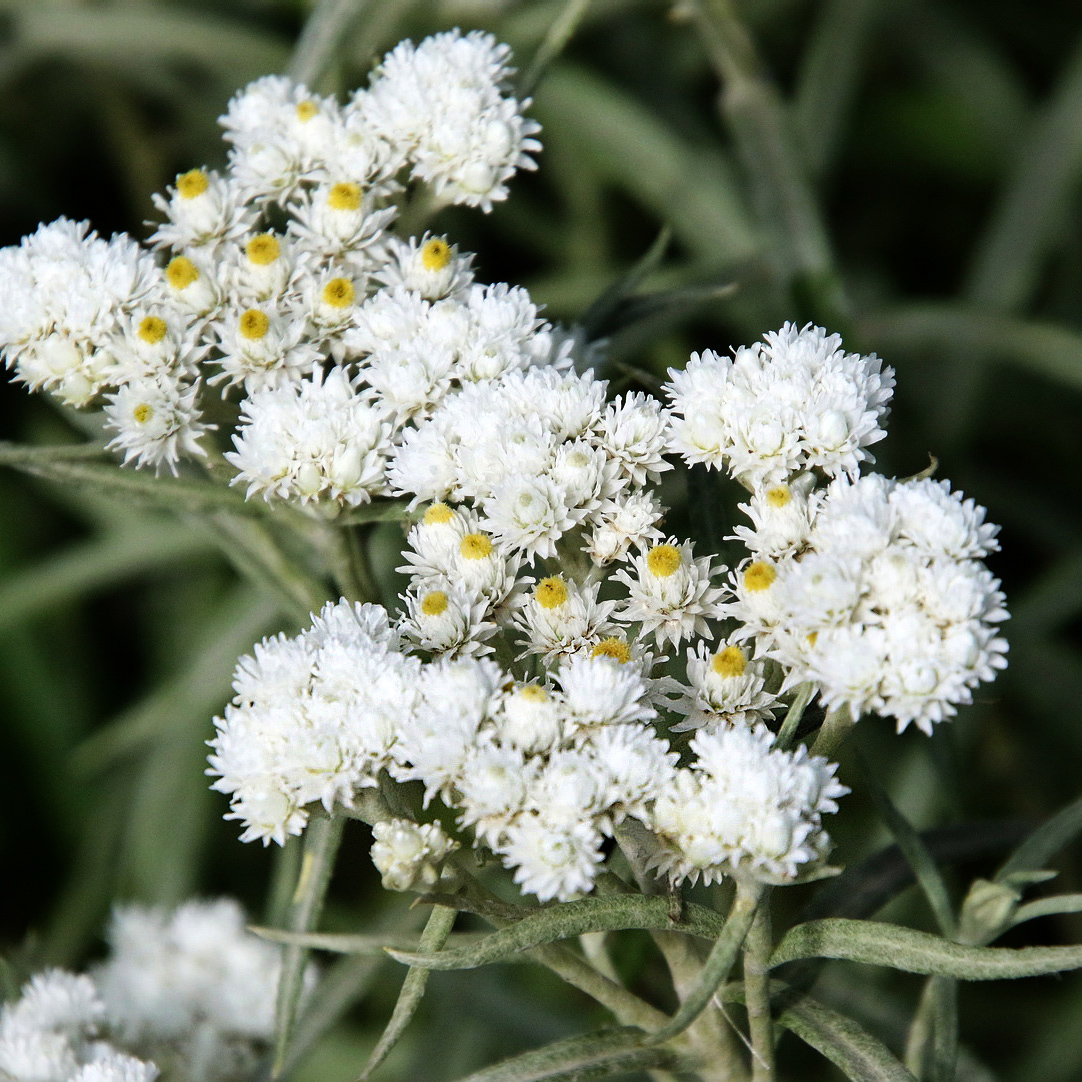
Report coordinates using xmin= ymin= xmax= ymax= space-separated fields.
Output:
xmin=651 ymin=725 xmax=847 ymax=885
xmin=0 ymin=970 xmax=155 ymax=1082
xmin=210 ymin=598 xmax=831 ymax=899
xmin=664 ymin=323 xmax=895 ymax=485
xmin=730 ymin=474 xmax=1009 ymax=732
xmin=0 ymin=900 xmax=278 ymax=1082
xmin=0 ymin=30 xmax=539 ymax=482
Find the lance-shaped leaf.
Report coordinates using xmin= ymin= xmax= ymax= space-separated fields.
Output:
xmin=448 ymin=1026 xmax=679 ymax=1082
xmin=643 ymin=881 xmax=763 ymax=1047
xmin=996 ymin=792 xmax=1082 ymax=883
xmin=774 ymin=991 xmax=917 ymax=1082
xmin=386 ymin=894 xmax=723 ymax=971
xmin=272 ymin=815 xmax=344 ymax=1077
xmin=771 ymin=918 xmax=1082 ymax=979
xmin=250 ymin=926 xmax=491 ymax=956
xmin=360 ymin=905 xmax=457 ymax=1079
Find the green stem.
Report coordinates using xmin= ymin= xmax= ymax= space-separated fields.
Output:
xmin=775 ymin=682 xmax=815 ymax=750
xmin=810 ymin=705 xmax=856 ymax=759
xmin=646 ymin=879 xmax=764 ymax=1047
xmin=519 ymin=0 xmax=594 ymax=98
xmin=273 ymin=814 xmax=345 ymax=1076
xmin=744 ymin=895 xmax=776 ymax=1082
xmin=683 ymin=0 xmax=847 ymax=325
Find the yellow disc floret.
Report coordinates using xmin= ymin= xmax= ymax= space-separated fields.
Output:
xmin=534 ymin=577 xmax=569 ymax=609
xmin=421 ymin=238 xmax=452 ymax=271
xmin=176 ymin=169 xmax=209 ymax=199
xmin=766 ymin=485 xmax=791 ymax=508
xmin=421 ymin=590 xmax=448 ymax=616
xmin=711 ymin=645 xmax=747 ymax=678
xmin=132 ymin=403 xmax=154 ymax=424
xmin=327 ymin=182 xmax=361 ymax=211
xmin=322 ymin=277 xmax=355 ymax=308
xmin=295 ymin=99 xmax=319 ymax=121
xmin=239 ymin=309 xmax=270 ymax=341
xmin=647 ymin=544 xmax=682 ymax=578
xmin=744 ymin=561 xmax=776 ymax=592
xmin=460 ymin=533 xmax=493 ymax=560
xmin=423 ymin=502 xmax=454 ymax=525
xmin=137 ymin=316 xmax=168 ymax=345
xmin=166 ymin=256 xmax=199 ymax=290
xmin=592 ymin=637 xmax=632 ymax=664
xmin=246 ymin=233 xmax=281 ymax=266
xmin=518 ymin=684 xmax=549 ymax=702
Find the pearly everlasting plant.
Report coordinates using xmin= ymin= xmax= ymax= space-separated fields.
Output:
xmin=6 ymin=16 xmax=1079 ymax=1082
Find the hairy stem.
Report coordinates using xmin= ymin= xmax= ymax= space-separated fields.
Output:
xmin=744 ymin=896 xmax=776 ymax=1082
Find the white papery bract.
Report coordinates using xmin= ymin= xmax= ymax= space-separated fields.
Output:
xmin=650 ymin=725 xmax=847 ymax=885
xmin=0 ymin=970 xmax=158 ymax=1082
xmin=226 ymin=365 xmax=392 ymax=507
xmin=730 ymin=474 xmax=1008 ymax=732
xmin=672 ymin=639 xmax=778 ymax=732
xmin=664 ymin=323 xmax=895 ymax=486
xmin=363 ymin=29 xmax=541 ymax=210
xmin=371 ymin=818 xmax=458 ymax=891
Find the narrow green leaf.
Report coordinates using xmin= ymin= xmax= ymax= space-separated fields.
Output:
xmin=386 ymin=894 xmax=722 ymax=971
xmin=0 ymin=526 xmax=213 ymax=636
xmin=773 ymin=990 xmax=917 ymax=1082
xmin=771 ymin=918 xmax=1082 ymax=979
xmin=336 ymin=499 xmax=412 ymax=525
xmin=272 ymin=815 xmax=345 ymax=1077
xmin=644 ymin=881 xmax=763 ymax=1047
xmin=2 ymin=453 xmax=259 ymax=516
xmin=533 ymin=65 xmax=758 ymax=267
xmin=1012 ymin=894 xmax=1082 ymax=927
xmin=518 ymin=0 xmax=593 ymax=98
xmin=360 ymin=905 xmax=457 ymax=1079
xmin=0 ymin=440 xmax=109 ymax=465
xmin=793 ymin=0 xmax=881 ymax=180
xmin=250 ymin=926 xmax=485 ymax=955
xmin=861 ymin=305 xmax=1082 ymax=394
xmin=449 ymin=1027 xmax=678 ymax=1082
xmin=997 ymin=792 xmax=1082 ymax=883
xmin=858 ymin=748 xmax=957 ymax=937
xmin=578 ymin=227 xmax=672 ymax=341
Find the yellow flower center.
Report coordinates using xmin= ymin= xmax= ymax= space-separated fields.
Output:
xmin=322 ymin=277 xmax=355 ymax=308
xmin=327 ymin=182 xmax=361 ymax=211
xmin=647 ymin=544 xmax=682 ymax=577
xmin=744 ymin=561 xmax=776 ymax=592
xmin=165 ymin=256 xmax=199 ymax=290
xmin=711 ymin=646 xmax=747 ymax=678
xmin=518 ymin=684 xmax=549 ymax=702
xmin=421 ymin=591 xmax=448 ymax=616
xmin=460 ymin=533 xmax=493 ymax=560
xmin=534 ymin=577 xmax=568 ymax=609
xmin=132 ymin=403 xmax=154 ymax=424
xmin=295 ymin=99 xmax=318 ymax=121
xmin=239 ymin=309 xmax=270 ymax=341
xmin=591 ymin=637 xmax=631 ymax=664
xmin=766 ymin=485 xmax=791 ymax=508
xmin=137 ymin=316 xmax=168 ymax=344
xmin=807 ymin=631 xmax=819 ymax=647
xmin=176 ymin=169 xmax=209 ymax=199
xmin=421 ymin=238 xmax=452 ymax=271
xmin=246 ymin=233 xmax=281 ymax=266
xmin=424 ymin=502 xmax=454 ymax=525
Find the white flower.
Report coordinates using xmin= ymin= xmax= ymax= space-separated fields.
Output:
xmin=584 ymin=490 xmax=666 ymax=566
xmin=498 ymin=816 xmax=603 ymax=902
xmin=514 ymin=575 xmax=618 ymax=664
xmin=149 ymin=168 xmax=253 ymax=253
xmin=210 ymin=302 xmax=322 ymax=392
xmin=664 ymin=324 xmax=894 ymax=485
xmin=370 ymin=818 xmax=458 ymax=891
xmin=494 ymin=682 xmax=563 ymax=754
xmin=482 ymin=474 xmax=576 ymax=561
xmin=399 ymin=582 xmax=496 ymax=657
xmin=71 ymin=1050 xmax=159 ymax=1082
xmin=613 ymin=539 xmax=727 ymax=648
xmin=104 ymin=374 xmax=212 ymax=474
xmin=554 ymin=653 xmax=656 ymax=736
xmin=226 ymin=365 xmax=392 ymax=507
xmin=650 ymin=725 xmax=846 ymax=885
xmin=595 ymin=392 xmax=672 ymax=486
xmin=373 ymin=234 xmax=474 ymax=300
xmin=672 ymin=639 xmax=778 ymax=732
xmin=288 ymin=180 xmax=396 ymax=264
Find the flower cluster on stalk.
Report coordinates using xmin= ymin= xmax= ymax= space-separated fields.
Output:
xmin=0 ymin=32 xmax=1009 ymax=909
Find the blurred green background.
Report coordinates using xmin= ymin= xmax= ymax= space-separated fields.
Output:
xmin=2 ymin=0 xmax=1082 ymax=1079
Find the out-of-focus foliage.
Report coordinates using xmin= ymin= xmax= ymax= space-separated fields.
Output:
xmin=2 ymin=1 xmax=1081 ymax=1079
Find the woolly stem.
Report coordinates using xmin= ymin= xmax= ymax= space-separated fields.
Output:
xmin=744 ymin=895 xmax=776 ymax=1082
